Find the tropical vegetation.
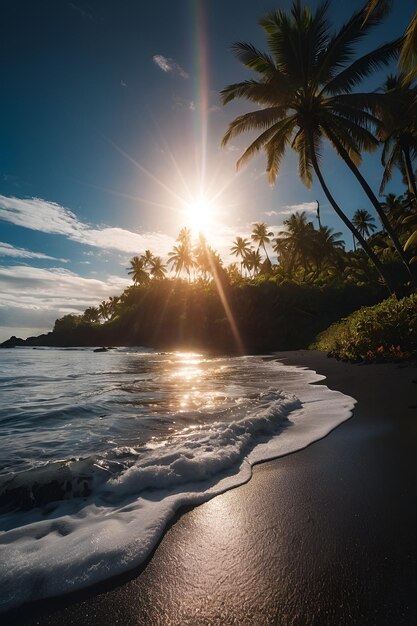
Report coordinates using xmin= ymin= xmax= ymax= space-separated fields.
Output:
xmin=313 ymin=294 xmax=417 ymax=361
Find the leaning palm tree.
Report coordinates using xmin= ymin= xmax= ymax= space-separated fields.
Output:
xmin=221 ymin=1 xmax=404 ymax=291
xmin=251 ymin=222 xmax=274 ymax=262
xmin=230 ymin=236 xmax=251 ymax=275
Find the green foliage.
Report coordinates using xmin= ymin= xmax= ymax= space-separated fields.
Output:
xmin=313 ymin=294 xmax=417 ymax=361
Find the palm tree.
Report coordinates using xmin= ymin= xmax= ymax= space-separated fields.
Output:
xmin=149 ymin=256 xmax=167 ymax=280
xmin=128 ymin=255 xmax=149 ymax=285
xmin=83 ymin=307 xmax=100 ymax=324
xmin=108 ymin=296 xmax=120 ymax=319
xmin=352 ymin=209 xmax=377 ymax=247
xmin=244 ymin=248 xmax=262 ymax=277
xmin=251 ymin=222 xmax=274 ymax=262
xmin=312 ymin=226 xmax=345 ymax=277
xmin=377 ymin=74 xmax=417 ymax=200
xmin=168 ymin=243 xmax=194 ymax=280
xmin=141 ymin=249 xmax=155 ymax=269
xmin=177 ymin=227 xmax=192 ymax=246
xmin=274 ymin=212 xmax=315 ymax=277
xmin=230 ymin=236 xmax=251 ymax=275
xmin=364 ymin=1 xmax=417 ymax=80
xmin=99 ymin=300 xmax=111 ymax=321
xmin=220 ymin=2 xmax=403 ymax=291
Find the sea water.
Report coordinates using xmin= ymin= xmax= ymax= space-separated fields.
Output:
xmin=0 ymin=347 xmax=355 ymax=612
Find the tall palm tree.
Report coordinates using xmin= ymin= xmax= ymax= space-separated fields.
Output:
xmin=230 ymin=236 xmax=251 ymax=275
xmin=220 ymin=1 xmax=403 ymax=291
xmin=251 ymin=222 xmax=274 ymax=261
xmin=128 ymin=256 xmax=149 ymax=285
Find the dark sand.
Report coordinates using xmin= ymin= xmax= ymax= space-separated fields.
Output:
xmin=4 ymin=350 xmax=417 ymax=626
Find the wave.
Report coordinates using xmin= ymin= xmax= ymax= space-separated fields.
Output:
xmin=0 ymin=364 xmax=355 ymax=613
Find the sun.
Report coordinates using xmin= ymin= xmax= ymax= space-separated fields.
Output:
xmin=185 ymin=195 xmax=214 ymax=238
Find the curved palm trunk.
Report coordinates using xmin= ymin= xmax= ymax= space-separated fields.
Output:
xmin=324 ymin=125 xmax=415 ymax=284
xmin=308 ymin=136 xmax=394 ymax=293
xmin=262 ymin=243 xmax=270 ymax=263
xmin=402 ymin=146 xmax=417 ymax=203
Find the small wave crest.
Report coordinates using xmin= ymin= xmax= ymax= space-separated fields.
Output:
xmin=0 ymin=364 xmax=355 ymax=613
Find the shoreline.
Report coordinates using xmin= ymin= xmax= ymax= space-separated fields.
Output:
xmin=4 ymin=350 xmax=417 ymax=625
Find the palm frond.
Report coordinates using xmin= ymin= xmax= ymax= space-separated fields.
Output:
xmin=230 ymin=42 xmax=276 ymax=75
xmin=400 ymin=11 xmax=417 ymax=81
xmin=237 ymin=116 xmax=296 ymax=172
xmin=316 ymin=5 xmax=390 ymax=87
xmin=220 ymin=79 xmax=288 ymax=106
xmin=291 ymin=128 xmax=314 ymax=187
xmin=324 ymin=38 xmax=401 ymax=95
xmin=379 ymin=143 xmax=402 ymax=194
xmin=221 ymin=107 xmax=288 ymax=146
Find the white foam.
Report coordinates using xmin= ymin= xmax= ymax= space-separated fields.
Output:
xmin=0 ymin=361 xmax=355 ymax=612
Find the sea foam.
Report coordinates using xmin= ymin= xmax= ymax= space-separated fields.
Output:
xmin=0 ymin=356 xmax=355 ymax=612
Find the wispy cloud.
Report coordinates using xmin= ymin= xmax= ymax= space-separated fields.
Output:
xmin=264 ymin=202 xmax=319 ymax=217
xmin=0 ymin=265 xmax=129 ymax=340
xmin=0 ymin=241 xmax=67 ymax=262
xmin=0 ymin=195 xmax=175 ymax=257
xmin=153 ymin=54 xmax=189 ymax=79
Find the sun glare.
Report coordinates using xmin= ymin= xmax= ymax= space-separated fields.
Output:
xmin=185 ymin=195 xmax=214 ymax=238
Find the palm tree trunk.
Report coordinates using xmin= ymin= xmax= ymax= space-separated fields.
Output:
xmin=308 ymin=135 xmax=394 ymax=293
xmin=324 ymin=124 xmax=415 ymax=284
xmin=403 ymin=146 xmax=417 ymax=203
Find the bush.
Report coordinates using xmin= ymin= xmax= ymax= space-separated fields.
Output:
xmin=313 ymin=294 xmax=417 ymax=362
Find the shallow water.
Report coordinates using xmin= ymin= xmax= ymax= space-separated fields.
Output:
xmin=0 ymin=347 xmax=355 ymax=612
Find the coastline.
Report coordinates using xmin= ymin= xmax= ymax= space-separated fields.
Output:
xmin=4 ymin=350 xmax=417 ymax=625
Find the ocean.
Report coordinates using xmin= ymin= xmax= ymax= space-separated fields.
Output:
xmin=0 ymin=347 xmax=355 ymax=612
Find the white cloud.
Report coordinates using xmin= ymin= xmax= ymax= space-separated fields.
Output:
xmin=0 ymin=195 xmax=175 ymax=257
xmin=153 ymin=54 xmax=189 ymax=79
xmin=0 ymin=241 xmax=67 ymax=262
xmin=279 ymin=202 xmax=319 ymax=215
xmin=0 ymin=265 xmax=130 ymax=341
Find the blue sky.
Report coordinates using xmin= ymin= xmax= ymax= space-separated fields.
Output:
xmin=0 ymin=0 xmax=415 ymax=341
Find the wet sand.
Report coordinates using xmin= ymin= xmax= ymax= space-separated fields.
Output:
xmin=4 ymin=350 xmax=417 ymax=625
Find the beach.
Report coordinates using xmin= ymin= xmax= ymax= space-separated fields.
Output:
xmin=4 ymin=349 xmax=417 ymax=625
